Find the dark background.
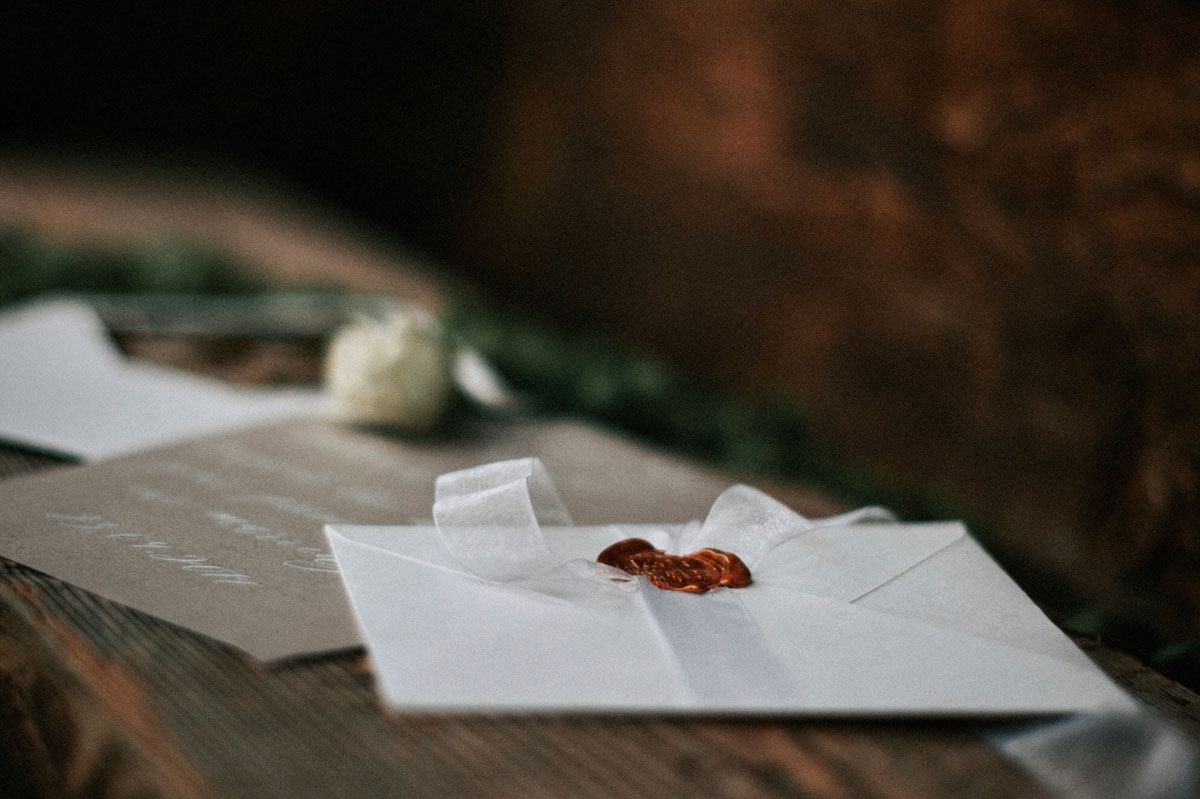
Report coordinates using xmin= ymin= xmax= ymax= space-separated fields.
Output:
xmin=0 ymin=1 xmax=505 ymax=256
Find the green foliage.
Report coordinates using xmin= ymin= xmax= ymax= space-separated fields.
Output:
xmin=0 ymin=226 xmax=957 ymax=521
xmin=0 ymin=227 xmax=265 ymax=306
xmin=444 ymin=300 xmax=954 ymax=522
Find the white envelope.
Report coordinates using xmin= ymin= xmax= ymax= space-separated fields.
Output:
xmin=0 ymin=300 xmax=323 ymax=460
xmin=325 ymin=461 xmax=1135 ymax=716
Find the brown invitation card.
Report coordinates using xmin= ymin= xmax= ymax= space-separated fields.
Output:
xmin=0 ymin=418 xmax=738 ymax=660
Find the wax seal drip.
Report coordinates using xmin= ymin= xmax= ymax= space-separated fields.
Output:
xmin=596 ymin=538 xmax=751 ymax=593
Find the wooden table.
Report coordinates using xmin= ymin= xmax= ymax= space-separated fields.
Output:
xmin=2 ymin=340 xmax=1199 ymax=799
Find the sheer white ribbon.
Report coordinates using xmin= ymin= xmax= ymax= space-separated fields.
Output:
xmin=432 ymin=457 xmax=897 ymax=703
xmin=432 ymin=456 xmax=895 ymax=590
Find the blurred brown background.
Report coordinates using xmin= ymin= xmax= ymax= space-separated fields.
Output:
xmin=3 ymin=1 xmax=1199 ymax=667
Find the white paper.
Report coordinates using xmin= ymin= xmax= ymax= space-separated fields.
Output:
xmin=326 ymin=460 xmax=1136 ymax=716
xmin=987 ymin=714 xmax=1198 ymax=799
xmin=0 ymin=299 xmax=325 ymax=460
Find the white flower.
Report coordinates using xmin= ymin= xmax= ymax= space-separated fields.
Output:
xmin=323 ymin=309 xmax=453 ymax=433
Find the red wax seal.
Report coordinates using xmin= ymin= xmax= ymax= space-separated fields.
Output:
xmin=596 ymin=538 xmax=752 ymax=593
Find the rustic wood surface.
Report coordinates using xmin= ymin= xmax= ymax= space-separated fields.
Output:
xmin=0 ymin=414 xmax=1198 ymax=799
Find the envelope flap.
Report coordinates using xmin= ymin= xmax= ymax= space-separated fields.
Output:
xmin=855 ymin=533 xmax=1102 ymax=669
xmin=754 ymin=521 xmax=965 ymax=602
xmin=739 ymin=586 xmax=1134 ymax=714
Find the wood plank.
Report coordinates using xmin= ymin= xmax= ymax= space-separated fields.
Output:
xmin=0 ymin=578 xmax=217 ymax=799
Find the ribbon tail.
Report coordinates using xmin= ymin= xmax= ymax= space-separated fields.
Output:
xmin=639 ymin=585 xmax=797 ymax=708
xmin=433 ymin=457 xmax=570 ymax=581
